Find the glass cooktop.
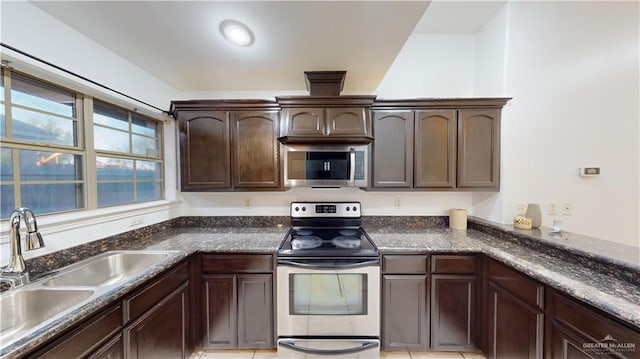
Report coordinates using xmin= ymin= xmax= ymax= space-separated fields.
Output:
xmin=278 ymin=227 xmax=378 ymax=257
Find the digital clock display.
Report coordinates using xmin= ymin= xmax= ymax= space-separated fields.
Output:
xmin=315 ymin=205 xmax=336 ymax=213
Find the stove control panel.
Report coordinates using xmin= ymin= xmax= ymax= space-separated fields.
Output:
xmin=291 ymin=202 xmax=361 ymax=218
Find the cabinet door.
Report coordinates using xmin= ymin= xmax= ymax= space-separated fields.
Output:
xmin=487 ymin=282 xmax=544 ymax=359
xmin=282 ymin=108 xmax=325 ymax=136
xmin=371 ymin=111 xmax=413 ymax=188
xmin=457 ymin=109 xmax=500 ymax=189
xmin=124 ymin=282 xmax=189 ymax=359
xmin=203 ymin=275 xmax=237 ymax=348
xmin=89 ymin=335 xmax=124 ymax=359
xmin=382 ymin=275 xmax=428 ymax=350
xmin=232 ymin=111 xmax=280 ymax=188
xmin=27 ymin=305 xmax=122 ymax=358
xmin=547 ymin=290 xmax=640 ymax=359
xmin=326 ymin=107 xmax=370 ymax=136
xmin=237 ymin=274 xmax=273 ymax=348
xmin=178 ymin=111 xmax=231 ymax=190
xmin=551 ymin=321 xmax=606 ymax=359
xmin=431 ymin=274 xmax=477 ymax=351
xmin=415 ymin=110 xmax=457 ymax=188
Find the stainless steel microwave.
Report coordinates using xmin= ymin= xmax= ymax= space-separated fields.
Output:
xmin=283 ymin=145 xmax=368 ymax=187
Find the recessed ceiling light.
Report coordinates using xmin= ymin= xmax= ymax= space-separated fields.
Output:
xmin=219 ymin=19 xmax=254 ymax=47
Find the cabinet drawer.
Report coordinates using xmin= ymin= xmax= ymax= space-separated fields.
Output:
xmin=202 ymin=254 xmax=273 ymax=273
xmin=31 ymin=305 xmax=122 ymax=358
xmin=431 ymin=255 xmax=478 ymax=274
xmin=487 ymin=259 xmax=543 ymax=309
xmin=382 ymin=255 xmax=427 ymax=274
xmin=551 ymin=291 xmax=640 ymax=345
xmin=124 ymin=261 xmax=189 ymax=322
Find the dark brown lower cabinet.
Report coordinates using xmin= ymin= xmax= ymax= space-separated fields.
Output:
xmin=25 ymin=260 xmax=191 ymax=359
xmin=89 ymin=335 xmax=124 ymax=359
xmin=124 ymin=282 xmax=189 ymax=359
xmin=487 ymin=282 xmax=544 ymax=359
xmin=430 ymin=255 xmax=480 ymax=352
xmin=382 ymin=274 xmax=428 ymax=350
xmin=203 ymin=275 xmax=237 ymax=347
xmin=27 ymin=305 xmax=123 ymax=359
xmin=431 ymin=274 xmax=477 ymax=351
xmin=551 ymin=321 xmax=604 ymax=359
xmin=199 ymin=254 xmax=274 ymax=349
xmin=237 ymin=274 xmax=273 ymax=347
xmin=202 ymin=273 xmax=273 ymax=349
xmin=547 ymin=289 xmax=640 ymax=359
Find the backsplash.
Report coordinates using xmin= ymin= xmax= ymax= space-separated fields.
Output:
xmin=22 ymin=215 xmax=638 ymax=288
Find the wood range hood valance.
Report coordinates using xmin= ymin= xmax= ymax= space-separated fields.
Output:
xmin=276 ymin=71 xmax=376 ymax=145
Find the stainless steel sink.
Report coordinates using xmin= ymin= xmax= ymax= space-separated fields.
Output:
xmin=42 ymin=250 xmax=176 ymax=287
xmin=0 ymin=288 xmax=94 ymax=344
xmin=0 ymin=250 xmax=178 ymax=352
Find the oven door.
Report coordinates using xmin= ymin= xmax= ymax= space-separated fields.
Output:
xmin=277 ymin=338 xmax=379 ymax=359
xmin=277 ymin=259 xmax=380 ymax=337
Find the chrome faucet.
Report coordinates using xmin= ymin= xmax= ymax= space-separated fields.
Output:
xmin=0 ymin=207 xmax=45 ymax=289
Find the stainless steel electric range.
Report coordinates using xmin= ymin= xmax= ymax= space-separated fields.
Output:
xmin=276 ymin=201 xmax=380 ymax=359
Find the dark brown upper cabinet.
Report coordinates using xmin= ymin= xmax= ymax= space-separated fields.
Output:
xmin=457 ymin=109 xmax=500 ymax=189
xmin=371 ymin=98 xmax=510 ymax=191
xmin=372 ymin=109 xmax=456 ymax=189
xmin=276 ymin=96 xmax=376 ymax=144
xmin=415 ymin=110 xmax=457 ymax=188
xmin=171 ymin=100 xmax=282 ymax=192
xmin=176 ymin=111 xmax=231 ymax=191
xmin=232 ymin=111 xmax=280 ymax=189
xmin=371 ymin=111 xmax=414 ymax=188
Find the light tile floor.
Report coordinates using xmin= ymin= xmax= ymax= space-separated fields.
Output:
xmin=194 ymin=349 xmax=486 ymax=359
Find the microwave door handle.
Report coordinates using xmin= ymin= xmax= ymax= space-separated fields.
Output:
xmin=349 ymin=147 xmax=356 ymax=186
xmin=279 ymin=339 xmax=379 ymax=356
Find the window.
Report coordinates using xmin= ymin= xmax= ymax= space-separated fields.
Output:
xmin=0 ymin=69 xmax=164 ymax=219
xmin=0 ymin=70 xmax=84 ymax=218
xmin=93 ymin=100 xmax=163 ymax=207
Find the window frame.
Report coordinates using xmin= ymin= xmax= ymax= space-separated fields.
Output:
xmin=0 ymin=68 xmax=165 ymax=219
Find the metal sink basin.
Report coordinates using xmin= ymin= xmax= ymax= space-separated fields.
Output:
xmin=0 ymin=288 xmax=94 ymax=344
xmin=42 ymin=250 xmax=176 ymax=287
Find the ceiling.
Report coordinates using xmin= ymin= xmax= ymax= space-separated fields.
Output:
xmin=31 ymin=1 xmax=505 ymax=94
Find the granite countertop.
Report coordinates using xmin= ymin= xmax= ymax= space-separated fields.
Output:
xmin=1 ymin=227 xmax=286 ymax=358
xmin=369 ymin=227 xmax=640 ymax=329
xmin=2 ymin=221 xmax=639 ymax=357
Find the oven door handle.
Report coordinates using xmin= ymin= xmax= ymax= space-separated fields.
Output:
xmin=278 ymin=259 xmax=379 ymax=269
xmin=278 ymin=339 xmax=379 ymax=356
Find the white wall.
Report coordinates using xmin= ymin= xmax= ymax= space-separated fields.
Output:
xmin=180 ymin=189 xmax=472 ymax=217
xmin=0 ymin=2 xmax=182 ymax=265
xmin=0 ymin=1 xmax=179 ymax=111
xmin=473 ymin=1 xmax=640 ymax=247
xmin=376 ymin=34 xmax=476 ymax=98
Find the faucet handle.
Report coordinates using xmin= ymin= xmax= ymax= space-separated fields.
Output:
xmin=27 ymin=231 xmax=45 ymax=250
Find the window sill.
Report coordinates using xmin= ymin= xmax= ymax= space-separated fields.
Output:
xmin=0 ymin=200 xmax=181 ymax=242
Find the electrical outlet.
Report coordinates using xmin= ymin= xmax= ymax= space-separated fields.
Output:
xmin=547 ymin=201 xmax=557 ymax=215
xmin=394 ymin=198 xmax=401 ymax=208
xmin=562 ymin=202 xmax=572 ymax=216
xmin=245 ymin=198 xmax=252 ymax=208
xmin=517 ymin=202 xmax=528 ymax=215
